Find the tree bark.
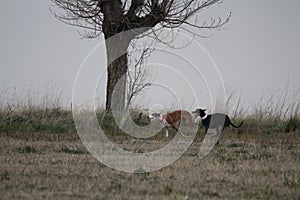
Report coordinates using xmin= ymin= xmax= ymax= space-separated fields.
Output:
xmin=101 ymin=0 xmax=129 ymax=113
xmin=105 ymin=35 xmax=130 ymax=113
xmin=105 ymin=54 xmax=127 ymax=113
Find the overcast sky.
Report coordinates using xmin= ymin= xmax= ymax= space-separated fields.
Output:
xmin=0 ymin=0 xmax=299 ymax=112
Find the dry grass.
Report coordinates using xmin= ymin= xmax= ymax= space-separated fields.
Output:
xmin=0 ymin=131 xmax=299 ymax=200
xmin=0 ymin=85 xmax=299 ymax=199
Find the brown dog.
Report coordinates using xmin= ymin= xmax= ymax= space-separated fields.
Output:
xmin=149 ymin=110 xmax=194 ymax=137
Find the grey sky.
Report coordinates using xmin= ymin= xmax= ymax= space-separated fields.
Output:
xmin=0 ymin=0 xmax=299 ymax=111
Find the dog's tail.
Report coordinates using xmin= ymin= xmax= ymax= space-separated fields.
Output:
xmin=230 ymin=120 xmax=244 ymax=128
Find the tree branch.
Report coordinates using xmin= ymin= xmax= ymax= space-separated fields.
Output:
xmin=51 ymin=0 xmax=230 ymax=39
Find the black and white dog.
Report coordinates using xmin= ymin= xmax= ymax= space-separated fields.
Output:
xmin=192 ymin=108 xmax=243 ymax=133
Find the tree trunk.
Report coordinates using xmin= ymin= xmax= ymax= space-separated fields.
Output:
xmin=105 ymin=36 xmax=130 ymax=113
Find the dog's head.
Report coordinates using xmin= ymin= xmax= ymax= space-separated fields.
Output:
xmin=192 ymin=108 xmax=206 ymax=118
xmin=148 ymin=112 xmax=161 ymax=120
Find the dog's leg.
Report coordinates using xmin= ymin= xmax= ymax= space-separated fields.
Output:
xmin=166 ymin=127 xmax=169 ymax=137
xmin=171 ymin=124 xmax=179 ymax=132
xmin=165 ymin=126 xmax=169 ymax=137
xmin=168 ymin=117 xmax=179 ymax=133
xmin=205 ymin=126 xmax=208 ymax=134
xmin=218 ymin=125 xmax=224 ymax=133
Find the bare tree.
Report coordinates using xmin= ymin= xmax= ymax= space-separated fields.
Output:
xmin=50 ymin=0 xmax=230 ymax=113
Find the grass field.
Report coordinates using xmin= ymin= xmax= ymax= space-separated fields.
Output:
xmin=0 ymin=87 xmax=299 ymax=199
xmin=1 ymin=130 xmax=299 ymax=199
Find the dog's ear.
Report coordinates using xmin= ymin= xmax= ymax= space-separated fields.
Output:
xmin=192 ymin=108 xmax=201 ymax=113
